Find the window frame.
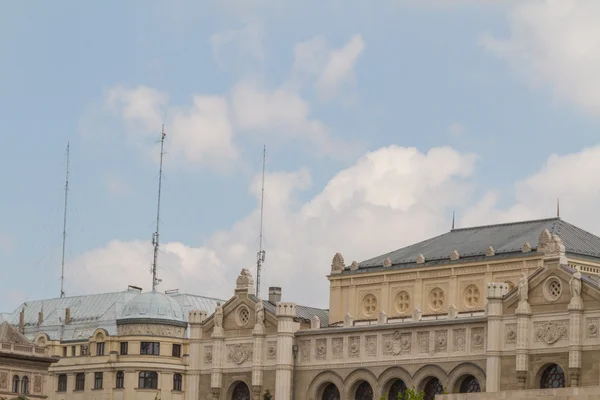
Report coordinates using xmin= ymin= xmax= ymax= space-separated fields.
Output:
xmin=172 ymin=343 xmax=182 ymax=357
xmin=115 ymin=371 xmax=125 ymax=389
xmin=57 ymin=374 xmax=68 ymax=392
xmin=21 ymin=376 xmax=29 ymax=394
xmin=94 ymin=372 xmax=103 ymax=390
xmin=173 ymin=373 xmax=183 ymax=391
xmin=12 ymin=375 xmax=20 ymax=393
xmin=140 ymin=341 xmax=160 ymax=355
xmin=96 ymin=342 xmax=105 ymax=356
xmin=71 ymin=345 xmax=77 ymax=357
xmin=138 ymin=371 xmax=158 ymax=389
xmin=75 ymin=373 xmax=85 ymax=391
xmin=120 ymin=341 xmax=128 ymax=355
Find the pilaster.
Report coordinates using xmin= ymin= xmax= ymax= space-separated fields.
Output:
xmin=276 ymin=302 xmax=297 ymax=400
xmin=211 ymin=325 xmax=224 ymax=394
xmin=188 ymin=310 xmax=207 ymax=400
xmin=252 ymin=321 xmax=266 ymax=398
xmin=515 ymin=299 xmax=532 ymax=389
xmin=568 ymin=272 xmax=584 ymax=387
xmin=485 ymin=282 xmax=507 ymax=392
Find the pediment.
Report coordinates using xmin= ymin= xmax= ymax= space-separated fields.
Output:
xmin=202 ymin=295 xmax=277 ymax=336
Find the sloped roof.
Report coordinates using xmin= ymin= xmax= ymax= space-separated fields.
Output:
xmin=250 ymin=295 xmax=329 ymax=327
xmin=358 ymin=218 xmax=600 ymax=271
xmin=0 ymin=321 xmax=31 ymax=345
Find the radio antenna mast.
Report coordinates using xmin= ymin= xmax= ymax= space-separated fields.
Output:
xmin=256 ymin=145 xmax=267 ymax=298
xmin=151 ymin=125 xmax=166 ymax=292
xmin=60 ymin=142 xmax=70 ymax=298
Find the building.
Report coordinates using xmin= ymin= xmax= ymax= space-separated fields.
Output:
xmin=4 ymin=217 xmax=600 ymax=400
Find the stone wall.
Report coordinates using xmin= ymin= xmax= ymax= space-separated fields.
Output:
xmin=436 ymin=385 xmax=600 ymax=400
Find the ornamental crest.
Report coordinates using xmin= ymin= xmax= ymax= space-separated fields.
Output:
xmin=383 ymin=330 xmax=411 ymax=355
xmin=534 ymin=321 xmax=568 ymax=344
xmin=226 ymin=343 xmax=253 ymax=365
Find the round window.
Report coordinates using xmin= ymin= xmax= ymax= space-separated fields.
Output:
xmin=429 ymin=287 xmax=445 ymax=311
xmin=395 ymin=291 xmax=410 ymax=314
xmin=235 ymin=306 xmax=250 ymax=327
xmin=543 ymin=277 xmax=562 ymax=302
xmin=464 ymin=284 xmax=480 ymax=308
xmin=362 ymin=294 xmax=378 ymax=317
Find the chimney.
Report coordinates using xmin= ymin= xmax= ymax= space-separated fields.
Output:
xmin=38 ymin=310 xmax=44 ymax=326
xmin=19 ymin=308 xmax=25 ymax=333
xmin=65 ymin=308 xmax=71 ymax=325
xmin=268 ymin=287 xmax=282 ymax=304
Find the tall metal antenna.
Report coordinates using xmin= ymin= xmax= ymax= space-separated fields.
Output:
xmin=557 ymin=198 xmax=560 ymax=218
xmin=451 ymin=211 xmax=455 ymax=230
xmin=256 ymin=145 xmax=267 ymax=298
xmin=151 ymin=125 xmax=166 ymax=292
xmin=60 ymin=142 xmax=70 ymax=298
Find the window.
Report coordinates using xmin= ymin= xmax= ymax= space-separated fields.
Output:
xmin=62 ymin=346 xmax=67 ymax=357
xmin=12 ymin=375 xmax=19 ymax=393
xmin=75 ymin=373 xmax=85 ymax=391
xmin=71 ymin=345 xmax=77 ymax=356
xmin=172 ymin=344 xmax=182 ymax=357
xmin=94 ymin=372 xmax=103 ymax=389
xmin=21 ymin=376 xmax=29 ymax=394
xmin=116 ymin=371 xmax=124 ymax=389
xmin=173 ymin=373 xmax=182 ymax=391
xmin=120 ymin=342 xmax=128 ymax=355
xmin=138 ymin=371 xmax=158 ymax=389
xmin=96 ymin=342 xmax=105 ymax=356
xmin=58 ymin=374 xmax=67 ymax=392
xmin=140 ymin=342 xmax=160 ymax=355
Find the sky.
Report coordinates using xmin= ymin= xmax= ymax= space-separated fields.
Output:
xmin=2 ymin=0 xmax=600 ymax=311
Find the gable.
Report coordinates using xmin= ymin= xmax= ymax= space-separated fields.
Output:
xmin=202 ymin=295 xmax=277 ymax=337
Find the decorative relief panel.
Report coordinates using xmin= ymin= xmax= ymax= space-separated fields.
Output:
xmin=456 ymin=266 xmax=486 ymax=275
xmin=0 ymin=372 xmax=7 ymax=389
xmin=365 ymin=335 xmax=377 ymax=357
xmin=34 ymin=375 xmax=42 ymax=393
xmin=453 ymin=329 xmax=466 ymax=352
xmin=460 ymin=281 xmax=482 ymax=309
xmin=434 ymin=330 xmax=448 ymax=353
xmin=422 ymin=270 xmax=451 ymax=278
xmin=316 ymin=339 xmax=327 ymax=360
xmin=360 ymin=289 xmax=381 ymax=317
xmin=267 ymin=341 xmax=277 ymax=360
xmin=388 ymin=273 xmax=417 ymax=282
xmin=349 ymin=336 xmax=360 ymax=359
xmin=587 ymin=318 xmax=599 ymax=339
xmin=471 ymin=327 xmax=485 ymax=351
xmin=490 ymin=262 xmax=520 ymax=271
xmin=505 ymin=324 xmax=517 ymax=344
xmin=394 ymin=290 xmax=411 ymax=314
xmin=428 ymin=287 xmax=445 ymax=312
xmin=204 ymin=346 xmax=213 ymax=364
xmin=534 ymin=320 xmax=569 ymax=344
xmin=332 ymin=338 xmax=343 ymax=359
xmin=226 ymin=343 xmax=253 ymax=365
xmin=118 ymin=324 xmax=185 ymax=337
xmin=355 ymin=277 xmax=384 ymax=285
xmin=383 ymin=331 xmax=411 ymax=355
xmin=418 ymin=331 xmax=430 ymax=353
xmin=300 ymin=340 xmax=311 ymax=362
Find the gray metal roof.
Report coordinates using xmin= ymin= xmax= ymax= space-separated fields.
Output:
xmin=358 ymin=218 xmax=600 ymax=270
xmin=248 ymin=295 xmax=329 ymax=327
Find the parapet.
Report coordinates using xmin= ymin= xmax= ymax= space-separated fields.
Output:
xmin=486 ymin=282 xmax=508 ymax=299
xmin=188 ymin=310 xmax=207 ymax=324
xmin=276 ymin=302 xmax=297 ymax=317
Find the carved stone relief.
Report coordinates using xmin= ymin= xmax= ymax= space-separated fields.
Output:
xmin=534 ymin=321 xmax=569 ymax=344
xmin=81 ymin=344 xmax=88 ymax=355
xmin=365 ymin=335 xmax=377 ymax=357
xmin=435 ymin=330 xmax=448 ymax=353
xmin=463 ymin=284 xmax=481 ymax=309
xmin=332 ymin=338 xmax=343 ymax=359
xmin=429 ymin=287 xmax=445 ymax=312
xmin=34 ymin=375 xmax=42 ymax=393
xmin=471 ymin=327 xmax=485 ymax=351
xmin=383 ymin=331 xmax=411 ymax=356
xmin=587 ymin=318 xmax=599 ymax=339
xmin=300 ymin=340 xmax=311 ymax=362
xmin=0 ymin=372 xmax=7 ymax=389
xmin=453 ymin=329 xmax=466 ymax=352
xmin=204 ymin=346 xmax=213 ymax=364
xmin=316 ymin=339 xmax=327 ymax=360
xmin=349 ymin=336 xmax=360 ymax=359
xmin=505 ymin=324 xmax=517 ymax=344
xmin=226 ymin=343 xmax=253 ymax=365
xmin=267 ymin=341 xmax=277 ymax=360
xmin=394 ymin=290 xmax=411 ymax=314
xmin=418 ymin=331 xmax=430 ymax=353
xmin=118 ymin=323 xmax=185 ymax=337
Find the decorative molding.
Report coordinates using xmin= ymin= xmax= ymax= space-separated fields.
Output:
xmin=0 ymin=372 xmax=7 ymax=389
xmin=332 ymin=338 xmax=343 ymax=359
xmin=471 ymin=327 xmax=485 ymax=351
xmin=348 ymin=336 xmax=360 ymax=359
xmin=505 ymin=324 xmax=517 ymax=344
xmin=490 ymin=262 xmax=520 ymax=271
xmin=365 ymin=335 xmax=377 ymax=357
xmin=118 ymin=324 xmax=185 ymax=337
xmin=422 ymin=270 xmax=451 ymax=278
xmin=226 ymin=343 xmax=253 ymax=365
xmin=204 ymin=346 xmax=213 ymax=364
xmin=435 ymin=330 xmax=448 ymax=353
xmin=418 ymin=331 xmax=430 ymax=353
xmin=387 ymin=273 xmax=418 ymax=282
xmin=383 ymin=331 xmax=411 ymax=356
xmin=300 ymin=340 xmax=311 ymax=362
xmin=453 ymin=329 xmax=466 ymax=352
xmin=316 ymin=339 xmax=327 ymax=360
xmin=394 ymin=290 xmax=411 ymax=314
xmin=33 ymin=375 xmax=42 ymax=393
xmin=534 ymin=320 xmax=569 ymax=344
xmin=267 ymin=341 xmax=277 ymax=360
xmin=355 ymin=277 xmax=385 ymax=285
xmin=587 ymin=317 xmax=599 ymax=339
xmin=456 ymin=266 xmax=486 ymax=275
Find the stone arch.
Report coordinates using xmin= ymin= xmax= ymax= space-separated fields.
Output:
xmin=34 ymin=332 xmax=50 ymax=347
xmin=92 ymin=328 xmax=109 ymax=341
xmin=227 ymin=380 xmax=251 ymax=400
xmin=344 ymin=368 xmax=379 ymax=400
xmin=536 ymin=362 xmax=567 ymax=389
xmin=378 ymin=366 xmax=414 ymax=398
xmin=413 ymin=364 xmax=448 ymax=391
xmin=307 ymin=370 xmax=344 ymax=400
xmin=447 ymin=362 xmax=486 ymax=392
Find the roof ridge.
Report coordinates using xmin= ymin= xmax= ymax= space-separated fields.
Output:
xmin=450 ymin=217 xmax=559 ymax=232
xmin=19 ymin=290 xmax=137 ymax=305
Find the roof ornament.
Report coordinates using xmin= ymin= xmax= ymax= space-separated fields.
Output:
xmin=311 ymin=315 xmax=321 ymax=329
xmin=450 ymin=250 xmax=460 ymax=261
xmin=416 ymin=254 xmax=425 ymax=264
xmin=331 ymin=253 xmax=345 ymax=274
xmin=537 ymin=229 xmax=552 ymax=253
xmin=383 ymin=257 xmax=392 ymax=268
xmin=350 ymin=261 xmax=359 ymax=271
xmin=236 ymin=269 xmax=255 ymax=293
xmin=522 ymin=242 xmax=532 ymax=252
xmin=485 ymin=246 xmax=495 ymax=257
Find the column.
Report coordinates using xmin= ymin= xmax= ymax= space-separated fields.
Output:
xmin=568 ymin=273 xmax=584 ymax=387
xmin=188 ymin=310 xmax=207 ymax=400
xmin=211 ymin=327 xmax=224 ymax=400
xmin=275 ymin=302 xmax=297 ymax=400
xmin=485 ymin=282 xmax=508 ymax=392
xmin=515 ymin=292 xmax=532 ymax=389
xmin=252 ymin=320 xmax=266 ymax=400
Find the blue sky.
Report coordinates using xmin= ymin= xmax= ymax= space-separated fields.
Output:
xmin=2 ymin=0 xmax=600 ymax=310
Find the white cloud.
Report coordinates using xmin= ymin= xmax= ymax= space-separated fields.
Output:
xmin=210 ymin=22 xmax=265 ymax=67
xmin=106 ymin=86 xmax=238 ymax=170
xmin=480 ymin=0 xmax=600 ymax=115
xmin=66 ymin=145 xmax=476 ymax=307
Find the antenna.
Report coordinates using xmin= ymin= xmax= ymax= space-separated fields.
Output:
xmin=557 ymin=198 xmax=560 ymax=218
xmin=151 ymin=125 xmax=166 ymax=292
xmin=256 ymin=145 xmax=267 ymax=298
xmin=451 ymin=211 xmax=455 ymax=230
xmin=60 ymin=142 xmax=70 ymax=298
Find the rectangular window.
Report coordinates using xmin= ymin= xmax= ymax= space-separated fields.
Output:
xmin=138 ymin=371 xmax=158 ymax=389
xmin=140 ymin=342 xmax=160 ymax=355
xmin=62 ymin=346 xmax=67 ymax=357
xmin=173 ymin=373 xmax=182 ymax=391
xmin=57 ymin=374 xmax=67 ymax=392
xmin=172 ymin=344 xmax=181 ymax=357
xmin=96 ymin=342 xmax=105 ymax=356
xmin=75 ymin=373 xmax=85 ymax=391
xmin=115 ymin=371 xmax=124 ymax=389
xmin=71 ymin=345 xmax=77 ymax=357
xmin=120 ymin=342 xmax=128 ymax=355
xmin=94 ymin=372 xmax=103 ymax=389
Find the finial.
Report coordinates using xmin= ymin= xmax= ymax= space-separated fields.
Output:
xmin=451 ymin=211 xmax=455 ymax=230
xmin=557 ymin=198 xmax=560 ymax=218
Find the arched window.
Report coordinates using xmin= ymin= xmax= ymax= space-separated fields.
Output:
xmin=540 ymin=364 xmax=565 ymax=389
xmin=232 ymin=381 xmax=250 ymax=400
xmin=423 ymin=377 xmax=444 ymax=400
xmin=116 ymin=371 xmax=124 ymax=389
xmin=21 ymin=376 xmax=29 ymax=394
xmin=459 ymin=375 xmax=481 ymax=393
xmin=139 ymin=371 xmax=158 ymax=389
xmin=388 ymin=379 xmax=407 ymax=400
xmin=12 ymin=375 xmax=20 ymax=393
xmin=321 ymin=383 xmax=340 ymax=400
xmin=356 ymin=381 xmax=373 ymax=400
xmin=173 ymin=373 xmax=182 ymax=391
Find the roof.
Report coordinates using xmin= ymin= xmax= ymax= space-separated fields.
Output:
xmin=118 ymin=291 xmax=186 ymax=326
xmin=248 ymin=295 xmax=329 ymax=327
xmin=358 ymin=218 xmax=600 ymax=271
xmin=0 ymin=321 xmax=31 ymax=345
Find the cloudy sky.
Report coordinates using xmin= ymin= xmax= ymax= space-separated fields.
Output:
xmin=2 ymin=0 xmax=600 ymax=311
